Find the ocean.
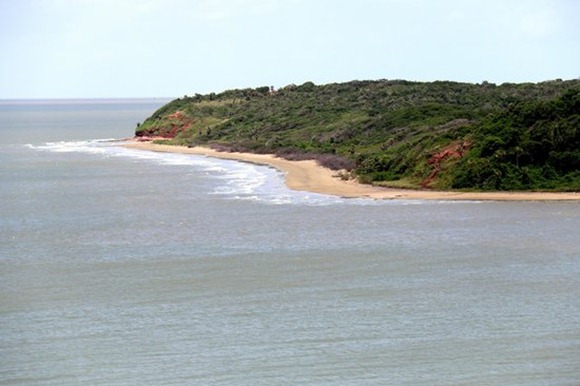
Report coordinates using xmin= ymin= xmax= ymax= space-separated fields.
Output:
xmin=1 ymin=100 xmax=579 ymax=385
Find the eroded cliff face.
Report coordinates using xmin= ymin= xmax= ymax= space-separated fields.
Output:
xmin=421 ymin=140 xmax=472 ymax=188
xmin=135 ymin=110 xmax=193 ymax=139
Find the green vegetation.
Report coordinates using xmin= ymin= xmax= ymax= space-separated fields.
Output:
xmin=136 ymin=79 xmax=580 ymax=191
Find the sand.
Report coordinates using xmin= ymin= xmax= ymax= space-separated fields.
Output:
xmin=122 ymin=141 xmax=580 ymax=201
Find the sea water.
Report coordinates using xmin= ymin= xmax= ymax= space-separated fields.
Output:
xmin=0 ymin=100 xmax=579 ymax=385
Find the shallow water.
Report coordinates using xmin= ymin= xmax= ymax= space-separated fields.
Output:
xmin=1 ymin=101 xmax=579 ymax=385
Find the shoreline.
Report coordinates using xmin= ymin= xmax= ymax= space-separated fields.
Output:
xmin=122 ymin=141 xmax=580 ymax=201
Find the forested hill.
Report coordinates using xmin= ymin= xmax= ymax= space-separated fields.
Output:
xmin=136 ymin=79 xmax=580 ymax=191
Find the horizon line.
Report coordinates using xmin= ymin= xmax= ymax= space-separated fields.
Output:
xmin=0 ymin=97 xmax=175 ymax=105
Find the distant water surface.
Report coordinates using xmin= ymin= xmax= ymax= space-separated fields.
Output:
xmin=0 ymin=100 xmax=579 ymax=385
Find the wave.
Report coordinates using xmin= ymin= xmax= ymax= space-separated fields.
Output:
xmin=25 ymin=139 xmax=116 ymax=154
xmin=24 ymin=139 xmax=343 ymax=205
xmin=24 ymin=139 xmax=466 ymax=206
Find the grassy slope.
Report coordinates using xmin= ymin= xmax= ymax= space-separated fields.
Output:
xmin=136 ymin=79 xmax=580 ymax=191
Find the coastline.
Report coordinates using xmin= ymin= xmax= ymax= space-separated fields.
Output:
xmin=122 ymin=141 xmax=580 ymax=201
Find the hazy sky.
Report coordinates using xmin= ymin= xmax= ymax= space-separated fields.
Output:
xmin=1 ymin=0 xmax=578 ymax=98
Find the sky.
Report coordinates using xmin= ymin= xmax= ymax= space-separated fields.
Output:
xmin=0 ymin=0 xmax=578 ymax=99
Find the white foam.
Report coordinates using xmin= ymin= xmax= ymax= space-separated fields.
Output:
xmin=29 ymin=139 xmax=114 ymax=154
xmin=26 ymin=139 xmax=470 ymax=206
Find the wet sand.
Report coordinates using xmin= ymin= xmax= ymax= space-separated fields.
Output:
xmin=123 ymin=141 xmax=580 ymax=201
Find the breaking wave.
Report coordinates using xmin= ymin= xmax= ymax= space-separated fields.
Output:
xmin=24 ymin=139 xmax=454 ymax=206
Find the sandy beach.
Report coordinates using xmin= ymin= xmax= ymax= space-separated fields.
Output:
xmin=123 ymin=141 xmax=580 ymax=201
